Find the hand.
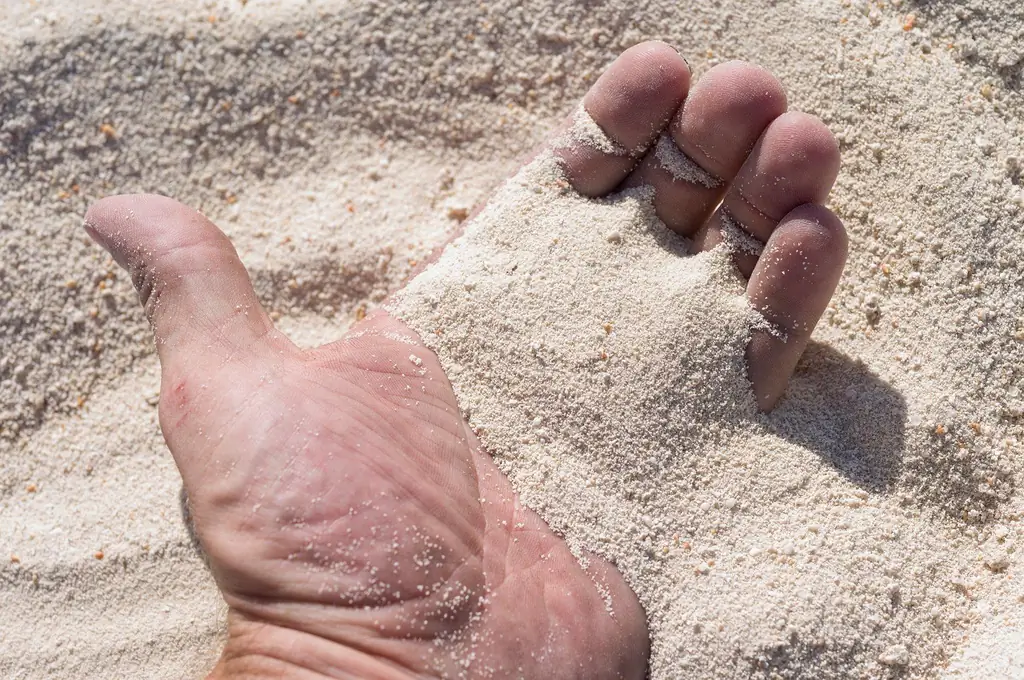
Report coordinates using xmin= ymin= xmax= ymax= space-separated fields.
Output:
xmin=84 ymin=40 xmax=845 ymax=679
xmin=84 ymin=194 xmax=648 ymax=679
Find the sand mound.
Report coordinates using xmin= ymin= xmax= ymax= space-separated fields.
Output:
xmin=1 ymin=0 xmax=1021 ymax=678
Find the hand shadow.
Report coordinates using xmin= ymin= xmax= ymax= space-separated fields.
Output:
xmin=767 ymin=341 xmax=907 ymax=494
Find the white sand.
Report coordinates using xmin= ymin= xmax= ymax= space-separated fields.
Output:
xmin=654 ymin=133 xmax=723 ymax=189
xmin=1 ymin=0 xmax=1022 ymax=678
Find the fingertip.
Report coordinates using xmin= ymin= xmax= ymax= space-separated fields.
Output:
xmin=674 ymin=61 xmax=788 ymax=180
xmin=746 ymin=203 xmax=847 ymax=411
xmin=590 ymin=40 xmax=692 ymax=108
xmin=560 ymin=42 xmax=691 ymax=196
xmin=787 ymin=113 xmax=841 ymax=195
xmin=83 ymin=195 xmax=128 ymax=264
xmin=769 ymin=203 xmax=848 ymax=277
xmin=745 ymin=112 xmax=841 ymax=206
xmin=84 ymin=194 xmax=183 ymax=266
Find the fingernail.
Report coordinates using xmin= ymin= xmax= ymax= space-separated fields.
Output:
xmin=670 ymin=45 xmax=691 ymax=73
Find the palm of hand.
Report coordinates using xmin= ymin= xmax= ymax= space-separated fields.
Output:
xmin=158 ymin=305 xmax=646 ymax=678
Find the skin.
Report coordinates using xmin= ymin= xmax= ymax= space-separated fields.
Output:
xmin=83 ymin=42 xmax=847 ymax=679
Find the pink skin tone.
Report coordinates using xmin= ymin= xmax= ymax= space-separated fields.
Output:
xmin=84 ymin=42 xmax=845 ymax=679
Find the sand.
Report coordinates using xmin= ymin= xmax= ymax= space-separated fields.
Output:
xmin=1 ymin=0 xmax=1022 ymax=678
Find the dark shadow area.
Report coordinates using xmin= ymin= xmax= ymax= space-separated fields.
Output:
xmin=769 ymin=341 xmax=1014 ymax=523
xmin=767 ymin=341 xmax=907 ymax=494
xmin=744 ymin=636 xmax=900 ymax=680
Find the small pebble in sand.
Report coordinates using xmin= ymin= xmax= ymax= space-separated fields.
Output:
xmin=879 ymin=644 xmax=910 ymax=667
xmin=983 ymin=552 xmax=1010 ymax=573
xmin=447 ymin=206 xmax=470 ymax=221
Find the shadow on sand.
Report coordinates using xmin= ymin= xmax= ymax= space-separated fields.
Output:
xmin=767 ymin=341 xmax=908 ymax=494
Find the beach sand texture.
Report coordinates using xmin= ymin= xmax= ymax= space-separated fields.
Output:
xmin=1 ymin=0 xmax=1023 ymax=678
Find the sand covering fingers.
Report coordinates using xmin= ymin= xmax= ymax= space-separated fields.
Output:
xmin=390 ymin=154 xmax=968 ymax=678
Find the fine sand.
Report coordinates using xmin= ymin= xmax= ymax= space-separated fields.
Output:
xmin=2 ymin=0 xmax=1023 ymax=678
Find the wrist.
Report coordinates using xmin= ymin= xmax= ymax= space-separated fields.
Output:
xmin=208 ymin=610 xmax=418 ymax=680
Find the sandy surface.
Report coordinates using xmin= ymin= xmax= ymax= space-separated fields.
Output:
xmin=1 ymin=0 xmax=1022 ymax=678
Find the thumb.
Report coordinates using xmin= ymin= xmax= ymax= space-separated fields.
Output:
xmin=84 ymin=194 xmax=289 ymax=496
xmin=84 ymin=194 xmax=275 ymax=370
